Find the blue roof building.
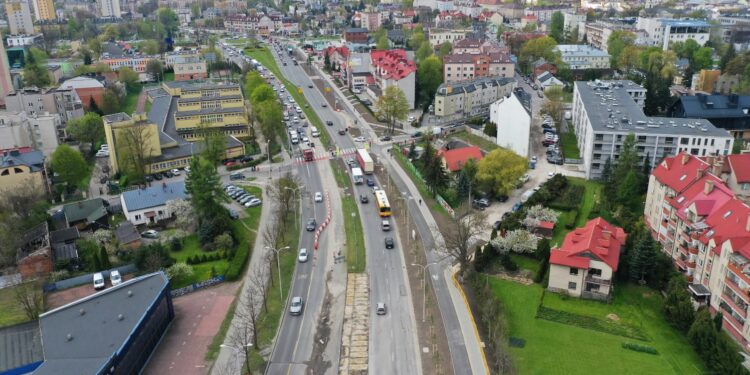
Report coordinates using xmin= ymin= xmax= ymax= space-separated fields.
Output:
xmin=120 ymin=181 xmax=187 ymax=226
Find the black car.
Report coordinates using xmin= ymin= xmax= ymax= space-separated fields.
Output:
xmin=411 ymin=131 xmax=423 ymax=138
xmin=144 ymin=175 xmax=153 ymax=183
xmin=322 ymin=103 xmax=328 ymax=107
xmin=493 ymin=220 xmax=502 ymax=230
xmin=306 ymin=218 xmax=317 ymax=231
xmin=385 ymin=237 xmax=394 ymax=249
xmin=326 ymin=121 xmax=334 ymax=126
xmin=308 ymin=84 xmax=313 ymax=88
xmin=361 ymin=99 xmax=372 ymax=106
xmin=360 ymin=195 xmax=369 ymax=204
xmin=366 ymin=178 xmax=375 ymax=187
xmin=164 ymin=170 xmax=174 ymax=178
xmin=338 ymin=129 xmax=346 ymax=135
xmin=153 ymin=173 xmax=163 ymax=181
xmin=496 ymin=195 xmax=509 ymax=202
xmin=380 ymin=135 xmax=392 ymax=141
xmin=240 ymin=155 xmax=254 ymax=163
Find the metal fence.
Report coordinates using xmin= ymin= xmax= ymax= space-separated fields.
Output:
xmin=43 ymin=264 xmax=138 ymax=292
xmin=170 ymin=275 xmax=226 ymax=298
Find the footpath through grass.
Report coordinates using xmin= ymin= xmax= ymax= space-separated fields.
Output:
xmin=560 ymin=131 xmax=581 ymax=159
xmin=489 ymin=277 xmax=704 ymax=375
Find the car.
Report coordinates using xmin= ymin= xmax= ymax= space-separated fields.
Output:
xmin=366 ymin=178 xmax=375 ymax=187
xmin=314 ymin=192 xmax=323 ymax=202
xmin=141 ymin=230 xmax=159 ymax=239
xmin=239 ymin=195 xmax=254 ymax=204
xmin=385 ymin=237 xmax=394 ymax=249
xmin=245 ymin=198 xmax=262 ymax=207
xmin=229 ymin=209 xmax=240 ymax=219
xmin=381 ymin=219 xmax=391 ymax=231
xmin=321 ymin=103 xmax=327 ymax=107
xmin=184 ymin=166 xmax=191 ymax=174
xmin=496 ymin=195 xmax=509 ymax=202
xmin=541 ymin=123 xmax=553 ymax=129
xmin=163 ymin=170 xmax=174 ymax=178
xmin=493 ymin=220 xmax=502 ymax=230
xmin=537 ymin=91 xmax=544 ymax=98
xmin=110 ymin=270 xmax=122 ymax=286
xmin=361 ymin=99 xmax=372 ymax=106
xmin=360 ymin=195 xmax=369 ymax=203
xmin=411 ymin=131 xmax=423 ymax=138
xmin=240 ymin=155 xmax=254 ymax=163
xmin=145 ymin=175 xmax=154 ymax=183
xmin=472 ymin=198 xmax=490 ymax=209
xmin=308 ymin=84 xmax=313 ymax=88
xmin=326 ymin=120 xmax=334 ymax=126
xmin=338 ymin=129 xmax=346 ymax=135
xmin=306 ymin=218 xmax=317 ymax=231
xmin=298 ymin=248 xmax=308 ymax=263
xmin=408 ymin=115 xmax=416 ymax=122
xmin=93 ymin=272 xmax=105 ymax=290
xmin=346 ymin=158 xmax=356 ymax=167
xmin=224 ymin=161 xmax=237 ymax=167
xmin=95 ymin=150 xmax=109 ymax=158
xmin=171 ymin=168 xmax=181 ymax=176
xmin=380 ymin=135 xmax=392 ymax=141
xmin=376 ymin=302 xmax=387 ymax=315
xmin=353 ymin=136 xmax=366 ymax=143
xmin=289 ymin=296 xmax=304 ymax=315
xmin=548 ymin=172 xmax=555 ymax=178
xmin=230 ymin=172 xmax=245 ymax=181
xmin=511 ymin=202 xmax=522 ymax=212
xmin=283 ymin=62 xmax=287 ymax=66
xmin=153 ymin=173 xmax=163 ymax=181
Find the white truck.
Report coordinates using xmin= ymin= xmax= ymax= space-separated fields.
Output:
xmin=351 ymin=167 xmax=364 ymax=184
xmin=356 ymin=149 xmax=374 ymax=174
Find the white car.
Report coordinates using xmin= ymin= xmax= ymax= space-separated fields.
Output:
xmin=314 ymin=192 xmax=323 ymax=202
xmin=110 ymin=270 xmax=122 ymax=286
xmin=298 ymin=248 xmax=308 ymax=262
xmin=93 ymin=272 xmax=105 ymax=290
xmin=171 ymin=168 xmax=181 ymax=176
xmin=95 ymin=150 xmax=109 ymax=158
xmin=353 ymin=136 xmax=366 ymax=143
xmin=245 ymin=198 xmax=262 ymax=207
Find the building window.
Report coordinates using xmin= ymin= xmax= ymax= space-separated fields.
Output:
xmin=595 ymin=134 xmax=603 ymax=141
xmin=594 ymin=144 xmax=602 ymax=151
xmin=570 ymin=268 xmax=578 ymax=275
xmin=589 ymin=268 xmax=602 ymax=277
xmin=568 ymin=282 xmax=577 ymax=290
xmin=681 ymin=138 xmax=689 ymax=145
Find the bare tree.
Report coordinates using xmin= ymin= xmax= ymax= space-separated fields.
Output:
xmin=0 ymin=187 xmax=47 ymax=268
xmin=14 ymin=281 xmax=44 ymax=321
xmin=231 ymin=280 xmax=263 ymax=374
xmin=117 ymin=123 xmax=156 ymax=181
xmin=248 ymin=266 xmax=269 ymax=313
xmin=440 ymin=207 xmax=488 ymax=279
xmin=268 ymin=172 xmax=300 ymax=217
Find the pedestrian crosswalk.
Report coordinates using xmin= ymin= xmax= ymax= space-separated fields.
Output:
xmin=292 ymin=147 xmax=358 ymax=164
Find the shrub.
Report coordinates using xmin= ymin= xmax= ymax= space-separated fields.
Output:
xmin=621 ymin=342 xmax=659 ymax=355
xmin=500 ymin=253 xmax=518 ymax=271
xmin=200 ymin=254 xmax=208 ymax=263
xmin=225 ymin=245 xmax=250 ymax=281
xmin=170 ymin=237 xmax=182 ymax=252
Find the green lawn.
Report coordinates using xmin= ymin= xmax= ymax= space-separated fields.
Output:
xmin=0 ymin=283 xmax=37 ymax=328
xmin=453 ymin=130 xmax=499 ymax=152
xmin=560 ymin=131 xmax=581 ymax=159
xmin=169 ymin=235 xmax=229 ymax=289
xmin=240 ymin=186 xmax=263 ymax=230
xmin=122 ymin=90 xmax=139 ymax=115
xmin=330 ymin=161 xmax=366 ymax=272
xmin=488 ymin=277 xmax=705 ymax=375
xmin=393 ymin=151 xmax=446 ymax=215
xmin=164 ymin=72 xmax=175 ymax=82
xmin=510 ymin=254 xmax=540 ymax=273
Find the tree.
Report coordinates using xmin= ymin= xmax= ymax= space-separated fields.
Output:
xmin=376 ymin=33 xmax=390 ymax=50
xmin=628 ymin=232 xmax=656 ymax=283
xmin=719 ymin=45 xmax=736 ymax=71
xmin=418 ymin=142 xmax=449 ymax=196
xmin=617 ymin=169 xmax=640 ymax=206
xmin=483 ymin=122 xmax=497 ymax=138
xmin=140 ymin=39 xmax=161 ymax=55
xmin=117 ymin=123 xmax=157 ymax=182
xmin=213 ymin=232 xmax=234 ymax=251
xmin=157 ymin=8 xmax=179 ymax=37
xmin=456 ymin=168 xmax=472 ymax=201
xmin=607 ymin=30 xmax=636 ymax=69
xmin=375 ymin=86 xmax=410 ymax=135
xmin=99 ymin=246 xmax=111 ymax=269
xmin=663 ymin=275 xmax=695 ymax=332
xmin=549 ymin=11 xmax=564 ymax=42
xmin=442 ymin=208 xmax=488 ymax=278
xmin=118 ymin=67 xmax=140 ymax=94
xmin=51 ymin=145 xmax=89 ymax=190
xmin=524 ymin=205 xmax=559 ymax=224
xmin=101 ymin=87 xmax=122 ymax=114
xmin=23 ymin=53 xmax=51 ymax=88
xmin=714 ymin=311 xmax=724 ymax=331
xmin=250 ymin=85 xmax=275 ymax=104
xmin=438 ymin=42 xmax=453 ymax=58
xmin=519 ymin=36 xmax=559 ymax=73
xmin=618 ymin=45 xmax=643 ymax=73
xmin=67 ymin=113 xmax=104 ymax=156
xmin=14 ymin=282 xmax=43 ymax=321
xmin=477 ymin=148 xmax=528 ymax=197
xmin=409 ymin=25 xmax=426 ymax=50
xmin=541 ymin=86 xmax=565 ymax=124
xmin=185 ymin=157 xmax=230 ymax=245
xmin=416 ymin=41 xmax=433 ymax=63
xmin=166 ymin=199 xmax=196 ymax=231
xmin=416 ymin=56 xmax=443 ymax=108
xmin=166 ymin=262 xmax=194 ymax=280
xmin=146 ymin=59 xmax=163 ymax=81
xmin=691 ymin=47 xmax=714 ymax=71
xmin=491 ymin=229 xmax=538 ymax=254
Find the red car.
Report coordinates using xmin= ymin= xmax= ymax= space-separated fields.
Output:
xmin=224 ymin=160 xmax=237 ymax=167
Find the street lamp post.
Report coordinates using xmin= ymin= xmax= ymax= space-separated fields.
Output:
xmin=220 ymin=343 xmax=253 ymax=375
xmin=411 ymin=259 xmax=447 ymax=322
xmin=265 ymin=245 xmax=290 ymax=302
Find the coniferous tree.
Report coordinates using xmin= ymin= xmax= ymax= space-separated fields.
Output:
xmin=664 ymin=275 xmax=696 ymax=332
xmin=628 ymin=233 xmax=656 ymax=283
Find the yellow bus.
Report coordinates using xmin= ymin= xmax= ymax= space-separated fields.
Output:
xmin=374 ymin=190 xmax=391 ymax=217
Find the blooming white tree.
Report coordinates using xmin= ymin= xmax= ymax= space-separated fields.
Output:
xmin=166 ymin=262 xmax=194 ymax=280
xmin=523 ymin=205 xmax=559 ymax=228
xmin=167 ymin=199 xmax=196 ymax=231
xmin=491 ymin=229 xmax=538 ymax=254
xmin=91 ymin=229 xmax=113 ymax=245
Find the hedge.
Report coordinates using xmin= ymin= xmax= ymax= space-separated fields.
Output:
xmin=225 ymin=244 xmax=250 ymax=281
xmin=622 ymin=342 xmax=659 ymax=355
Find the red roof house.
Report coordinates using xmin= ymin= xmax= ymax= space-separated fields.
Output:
xmin=438 ymin=146 xmax=483 ymax=172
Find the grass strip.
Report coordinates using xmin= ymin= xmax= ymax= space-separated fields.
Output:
xmin=536 ymin=305 xmax=648 ymax=341
xmin=392 ymin=151 xmax=447 ymax=215
xmin=453 ymin=130 xmax=499 ymax=152
xmin=330 ymin=160 xmax=366 ymax=272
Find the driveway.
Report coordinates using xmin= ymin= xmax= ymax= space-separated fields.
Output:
xmin=143 ymin=282 xmax=240 ymax=375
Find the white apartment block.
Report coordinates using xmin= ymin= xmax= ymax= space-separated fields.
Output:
xmin=636 ymin=17 xmax=710 ymax=51
xmin=490 ymin=92 xmax=531 ymax=157
xmin=434 ymin=77 xmax=516 ymax=119
xmin=572 ymin=80 xmax=733 ymax=180
xmin=555 ymin=44 xmax=611 ymax=70
xmin=562 ymin=11 xmax=586 ymax=40
xmin=584 ymin=20 xmax=636 ymax=51
xmin=0 ymin=111 xmax=61 ymax=157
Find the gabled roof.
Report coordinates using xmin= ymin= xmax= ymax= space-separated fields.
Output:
xmin=62 ymin=198 xmax=107 ymax=225
xmin=702 ymin=198 xmax=750 ymax=249
xmin=727 ymin=153 xmax=750 ymax=183
xmin=370 ymin=49 xmax=416 ymax=81
xmin=121 ymin=181 xmax=187 ymax=212
xmin=0 ymin=149 xmax=44 ymax=171
xmin=438 ymin=146 xmax=483 ymax=172
xmin=114 ymin=221 xmax=141 ymax=245
xmin=50 ymin=228 xmax=80 ymax=244
xmin=550 ymin=217 xmax=626 ymax=271
xmin=652 ymin=152 xmax=710 ymax=193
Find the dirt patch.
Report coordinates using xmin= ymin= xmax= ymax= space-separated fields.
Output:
xmin=307 ymin=271 xmax=334 ymax=374
xmin=492 ymin=271 xmax=535 ymax=286
xmin=606 ymin=313 xmax=620 ymax=322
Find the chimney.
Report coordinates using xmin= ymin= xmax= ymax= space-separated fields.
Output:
xmin=746 ymin=213 xmax=750 ymax=232
xmin=602 ymin=230 xmax=611 ymax=240
xmin=696 ymin=169 xmax=704 ymax=179
xmin=707 ymin=155 xmax=715 ymax=165
xmin=682 ymin=152 xmax=690 ymax=165
xmin=704 ymin=180 xmax=715 ymax=195
xmin=712 ymin=164 xmax=722 ymax=176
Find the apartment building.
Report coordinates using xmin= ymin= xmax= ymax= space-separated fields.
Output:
xmin=643 ymin=151 xmax=750 ymax=349
xmin=490 ymin=91 xmax=530 ymax=157
xmin=223 ymin=14 xmax=280 ymax=35
xmin=31 ymin=0 xmax=55 ymax=21
xmin=572 ymin=80 xmax=733 ymax=180
xmin=443 ymin=52 xmax=514 ymax=83
xmin=99 ymin=55 xmax=158 ymax=73
xmin=428 ymin=29 xmax=470 ymax=47
xmin=0 ymin=31 xmax=13 ymax=108
xmin=5 ymin=86 xmax=84 ymax=127
xmin=636 ymin=18 xmax=710 ymax=51
xmin=0 ymin=111 xmax=60 ymax=157
xmin=5 ymin=0 xmax=35 ymax=35
xmin=434 ymin=76 xmax=515 ymax=118
xmin=97 ymin=0 xmax=121 ymax=18
xmin=562 ymin=11 xmax=586 ymax=39
xmin=172 ymin=56 xmax=208 ymax=81
xmin=668 ymin=94 xmax=750 ymax=140
xmin=358 ymin=11 xmax=383 ymax=31
xmin=584 ymin=20 xmax=637 ymax=51
xmin=555 ymin=44 xmax=611 ymax=70
xmin=370 ymin=49 xmax=417 ymax=109
xmin=523 ymin=5 xmax=573 ymax=23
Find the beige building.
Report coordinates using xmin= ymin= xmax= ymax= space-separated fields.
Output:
xmin=548 ymin=218 xmax=626 ymax=300
xmin=31 ymin=0 xmax=55 ymax=21
xmin=0 ymin=149 xmax=47 ymax=195
xmin=428 ymin=29 xmax=471 ymax=47
xmin=443 ymin=52 xmax=514 ymax=83
xmin=5 ymin=0 xmax=35 ymax=35
xmin=434 ymin=76 xmax=515 ymax=118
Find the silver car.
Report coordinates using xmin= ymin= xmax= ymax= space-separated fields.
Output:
xmin=290 ymin=296 xmax=304 ymax=315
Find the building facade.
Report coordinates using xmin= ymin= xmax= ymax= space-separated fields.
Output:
xmin=636 ymin=18 xmax=710 ymax=51
xmin=59 ymin=76 xmax=105 ymax=109
xmin=434 ymin=76 xmax=516 ymax=118
xmin=173 ymin=56 xmax=208 ymax=81
xmin=6 ymin=34 xmax=43 ymax=47
xmin=0 ymin=149 xmax=47 ymax=195
xmin=490 ymin=92 xmax=530 ymax=157
xmin=584 ymin=20 xmax=636 ymax=51
xmin=668 ymin=94 xmax=750 ymax=140
xmin=555 ymin=44 xmax=610 ymax=70
xmin=31 ymin=0 xmax=55 ymax=21
xmin=428 ymin=29 xmax=470 ymax=47
xmin=0 ymin=32 xmax=13 ymax=107
xmin=370 ymin=49 xmax=416 ymax=109
xmin=443 ymin=52 xmax=514 ymax=83
xmin=121 ymin=181 xmax=187 ymax=225
xmin=163 ymin=81 xmax=250 ymax=140
xmin=5 ymin=86 xmax=85 ymax=128
xmin=0 ymin=111 xmax=60 ymax=157
xmin=5 ymin=0 xmax=35 ymax=35
xmin=97 ymin=0 xmax=121 ymax=18
xmin=572 ymin=80 xmax=734 ymax=179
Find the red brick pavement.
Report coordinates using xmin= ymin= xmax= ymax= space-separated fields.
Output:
xmin=143 ymin=282 xmax=240 ymax=375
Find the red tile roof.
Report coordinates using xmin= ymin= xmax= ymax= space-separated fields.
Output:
xmin=652 ymin=151 xmax=710 ymax=193
xmin=370 ymin=49 xmax=416 ymax=81
xmin=727 ymin=154 xmax=750 ymax=183
xmin=701 ymin=198 xmax=750 ymax=250
xmin=438 ymin=146 xmax=483 ymax=172
xmin=538 ymin=221 xmax=555 ymax=229
xmin=549 ymin=218 xmax=626 ymax=271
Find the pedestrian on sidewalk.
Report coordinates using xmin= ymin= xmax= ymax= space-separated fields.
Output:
xmin=419 ymin=199 xmax=422 ymax=205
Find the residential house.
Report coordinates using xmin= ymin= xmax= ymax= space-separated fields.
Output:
xmin=438 ymin=145 xmax=483 ymax=172
xmin=532 ymin=58 xmax=557 ymax=77
xmin=0 ymin=148 xmax=47 ymax=195
xmin=443 ymin=52 xmax=514 ymax=83
xmin=490 ymin=91 xmax=531 ymax=157
xmin=173 ymin=55 xmax=208 ymax=81
xmin=562 ymin=11 xmax=586 ymax=40
xmin=49 ymin=227 xmax=80 ymax=265
xmin=434 ymin=76 xmax=516 ymax=119
xmin=530 ymin=220 xmax=555 ymax=238
xmin=668 ymin=94 xmax=750 ymax=140
xmin=121 ymin=181 xmax=188 ymax=225
xmin=114 ymin=221 xmax=142 ymax=249
xmin=344 ymin=28 xmax=370 ymax=44
xmin=548 ymin=217 xmax=626 ymax=300
xmin=555 ymin=44 xmax=611 ymax=70
xmin=691 ymin=70 xmax=739 ymax=95
xmin=536 ymin=71 xmax=564 ymax=90
xmin=524 ymin=5 xmax=573 ymax=23
xmin=370 ymin=49 xmax=417 ymax=109
xmin=428 ymin=28 xmax=470 ymax=47
xmin=62 ymin=198 xmax=109 ymax=230
xmin=520 ymin=14 xmax=537 ymax=29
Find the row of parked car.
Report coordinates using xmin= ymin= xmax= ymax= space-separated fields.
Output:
xmin=541 ymin=115 xmax=564 ymax=165
xmin=225 ymin=184 xmax=262 ymax=207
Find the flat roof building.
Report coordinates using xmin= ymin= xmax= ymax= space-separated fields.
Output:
xmin=637 ymin=17 xmax=710 ymax=50
xmin=572 ymin=80 xmax=734 ymax=179
xmin=555 ymin=44 xmax=611 ymax=70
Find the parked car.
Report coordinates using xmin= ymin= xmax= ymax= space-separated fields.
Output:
xmin=411 ymin=131 xmax=423 ymax=138
xmin=472 ymin=198 xmax=490 ymax=209
xmin=110 ymin=270 xmax=122 ymax=286
xmin=321 ymin=103 xmax=327 ymax=107
xmin=245 ymin=198 xmax=262 ymax=207
xmin=93 ymin=272 xmax=105 ymax=290
xmin=361 ymin=99 xmax=372 ymax=106
xmin=229 ymin=209 xmax=240 ymax=220
xmin=163 ymin=170 xmax=174 ymax=178
xmin=306 ymin=218 xmax=317 ymax=231
xmin=153 ymin=173 xmax=163 ymax=181
xmin=493 ymin=221 xmax=502 ymax=230
xmin=141 ymin=230 xmax=159 ymax=239
xmin=289 ymin=296 xmax=304 ymax=315
xmin=385 ymin=237 xmax=394 ymax=249
xmin=171 ymin=168 xmax=181 ymax=176
xmin=298 ymin=248 xmax=308 ymax=263
xmin=240 ymin=155 xmax=254 ymax=163
xmin=511 ymin=202 xmax=522 ymax=212
xmin=230 ymin=172 xmax=245 ymax=180
xmin=380 ymin=135 xmax=392 ymax=141
xmin=354 ymin=136 xmax=366 ymax=143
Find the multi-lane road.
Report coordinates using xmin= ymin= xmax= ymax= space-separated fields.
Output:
xmin=227 ymin=41 xmax=420 ymax=374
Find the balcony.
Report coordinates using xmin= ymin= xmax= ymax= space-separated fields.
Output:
xmin=720 ymin=295 xmax=748 ymax=320
xmin=687 ymin=246 xmax=699 ymax=255
xmin=724 ymin=276 xmax=750 ymax=303
xmin=728 ymin=262 xmax=750 ymax=285
xmin=585 ymin=275 xmax=612 ymax=286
